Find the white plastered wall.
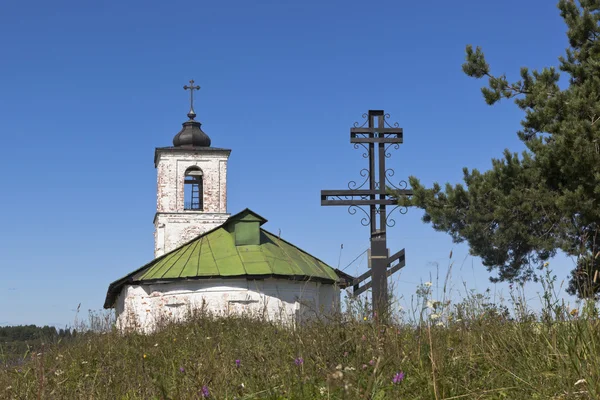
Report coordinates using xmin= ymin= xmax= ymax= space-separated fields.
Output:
xmin=114 ymin=278 xmax=341 ymax=333
xmin=154 ymin=149 xmax=230 ymax=257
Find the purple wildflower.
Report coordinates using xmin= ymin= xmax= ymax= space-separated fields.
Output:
xmin=392 ymin=371 xmax=405 ymax=384
xmin=294 ymin=357 xmax=304 ymax=366
xmin=179 ymin=367 xmax=185 ymax=373
xmin=235 ymin=359 xmax=241 ymax=367
xmin=201 ymin=385 xmax=210 ymax=398
xmin=369 ymin=359 xmax=375 ymax=366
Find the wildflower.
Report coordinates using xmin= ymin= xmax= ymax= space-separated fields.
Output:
xmin=392 ymin=371 xmax=405 ymax=384
xmin=543 ymin=261 xmax=550 ymax=268
xmin=362 ymin=364 xmax=368 ymax=369
xmin=426 ymin=300 xmax=435 ymax=309
xmin=80 ymin=361 xmax=88 ymax=365
xmin=319 ymin=386 xmax=327 ymax=395
xmin=361 ymin=335 xmax=366 ymax=341
xmin=343 ymin=351 xmax=349 ymax=357
xmin=54 ymin=369 xmax=64 ymax=376
xmin=436 ymin=321 xmax=444 ymax=327
xmin=369 ymin=359 xmax=375 ymax=366
xmin=201 ymin=385 xmax=210 ymax=398
xmin=430 ymin=313 xmax=440 ymax=320
xmin=179 ymin=367 xmax=185 ymax=373
xmin=363 ymin=316 xmax=367 ymax=321
xmin=570 ymin=309 xmax=579 ymax=317
xmin=154 ymin=343 xmax=159 ymax=347
xmin=424 ymin=281 xmax=432 ymax=287
xmin=143 ymin=354 xmax=147 ymax=359
xmin=235 ymin=359 xmax=241 ymax=367
xmin=294 ymin=357 xmax=304 ymax=366
xmin=344 ymin=366 xmax=356 ymax=371
xmin=331 ymin=370 xmax=344 ymax=380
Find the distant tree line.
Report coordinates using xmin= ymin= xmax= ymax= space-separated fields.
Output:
xmin=0 ymin=325 xmax=77 ymax=365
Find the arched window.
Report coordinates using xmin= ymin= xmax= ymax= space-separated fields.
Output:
xmin=184 ymin=166 xmax=203 ymax=210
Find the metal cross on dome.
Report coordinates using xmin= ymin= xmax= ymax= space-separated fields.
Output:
xmin=183 ymin=79 xmax=201 ymax=118
xmin=321 ymin=110 xmax=413 ymax=318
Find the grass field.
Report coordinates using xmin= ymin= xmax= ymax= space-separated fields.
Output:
xmin=1 ymin=269 xmax=599 ymax=399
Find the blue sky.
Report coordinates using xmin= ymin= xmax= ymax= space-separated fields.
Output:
xmin=0 ymin=0 xmax=577 ymax=327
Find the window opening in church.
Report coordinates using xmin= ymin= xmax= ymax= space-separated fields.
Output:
xmin=184 ymin=167 xmax=203 ymax=210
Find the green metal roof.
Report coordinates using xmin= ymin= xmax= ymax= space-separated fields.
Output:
xmin=104 ymin=209 xmax=354 ymax=308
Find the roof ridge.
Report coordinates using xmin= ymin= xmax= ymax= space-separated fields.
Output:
xmin=205 ymin=232 xmax=220 ymax=276
xmin=195 ymin=237 xmax=204 ymax=277
xmin=158 ymin=241 xmax=192 ymax=279
xmin=177 ymin=238 xmax=201 ymax=279
xmin=260 ymin=228 xmax=333 ymax=271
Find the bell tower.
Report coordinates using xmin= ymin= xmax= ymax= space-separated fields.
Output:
xmin=153 ymin=81 xmax=230 ymax=257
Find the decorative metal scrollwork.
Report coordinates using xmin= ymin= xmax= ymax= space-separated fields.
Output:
xmin=353 ymin=113 xmax=369 ymax=128
xmin=385 ymin=143 xmax=400 ymax=158
xmin=353 ymin=142 xmax=369 ymax=158
xmin=383 ymin=113 xmax=400 ymax=128
xmin=348 ymin=205 xmax=370 ymax=226
xmin=384 ymin=205 xmax=408 ymax=228
xmin=348 ymin=168 xmax=370 ymax=190
xmin=385 ymin=169 xmax=409 ymax=191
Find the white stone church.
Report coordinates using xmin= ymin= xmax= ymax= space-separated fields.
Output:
xmin=104 ymin=83 xmax=353 ymax=332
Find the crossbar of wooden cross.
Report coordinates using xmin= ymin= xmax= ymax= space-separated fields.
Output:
xmin=352 ymin=249 xmax=406 ymax=297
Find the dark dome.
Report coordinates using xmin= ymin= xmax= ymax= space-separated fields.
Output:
xmin=172 ymin=111 xmax=211 ymax=147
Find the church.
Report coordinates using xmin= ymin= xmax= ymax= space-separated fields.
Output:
xmin=103 ymin=82 xmax=354 ymax=332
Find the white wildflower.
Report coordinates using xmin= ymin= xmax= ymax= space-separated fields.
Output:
xmin=424 ymin=282 xmax=432 ymax=287
xmin=54 ymin=369 xmax=64 ymax=376
xmin=319 ymin=387 xmax=327 ymax=396
xmin=426 ymin=300 xmax=435 ymax=309
xmin=154 ymin=343 xmax=159 ymax=347
xmin=335 ymin=364 xmax=343 ymax=370
xmin=344 ymin=366 xmax=356 ymax=371
xmin=331 ymin=370 xmax=344 ymax=380
xmin=430 ymin=313 xmax=440 ymax=320
xmin=436 ymin=321 xmax=444 ymax=327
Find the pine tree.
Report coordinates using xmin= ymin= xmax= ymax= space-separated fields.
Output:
xmin=398 ymin=0 xmax=600 ymax=299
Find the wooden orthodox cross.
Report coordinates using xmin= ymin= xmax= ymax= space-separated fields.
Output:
xmin=321 ymin=110 xmax=412 ymax=317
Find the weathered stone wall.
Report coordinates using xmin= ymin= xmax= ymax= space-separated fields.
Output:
xmin=154 ymin=149 xmax=230 ymax=257
xmin=114 ymin=279 xmax=341 ymax=333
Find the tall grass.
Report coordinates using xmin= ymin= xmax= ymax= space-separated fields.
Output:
xmin=1 ymin=266 xmax=599 ymax=399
